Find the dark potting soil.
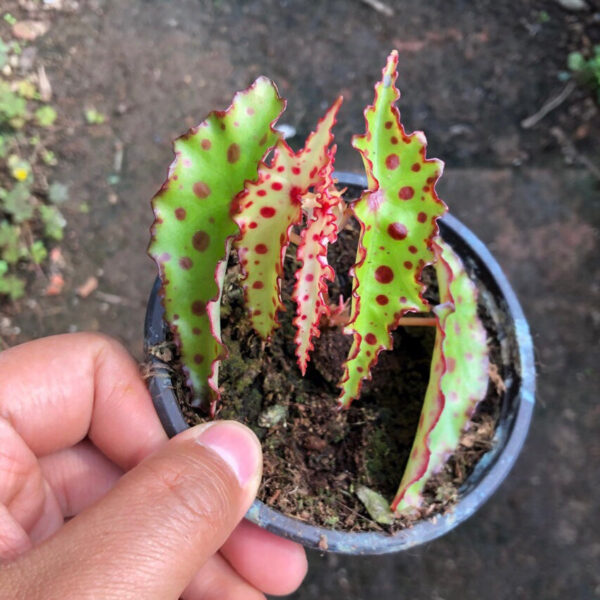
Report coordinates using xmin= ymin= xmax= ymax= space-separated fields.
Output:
xmin=155 ymin=214 xmax=503 ymax=534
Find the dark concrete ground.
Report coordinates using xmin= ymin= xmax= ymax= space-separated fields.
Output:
xmin=1 ymin=1 xmax=599 ymax=598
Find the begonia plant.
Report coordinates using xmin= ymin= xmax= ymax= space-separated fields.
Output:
xmin=149 ymin=51 xmax=489 ymax=518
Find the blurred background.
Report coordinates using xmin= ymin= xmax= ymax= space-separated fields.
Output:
xmin=0 ymin=1 xmax=598 ymax=598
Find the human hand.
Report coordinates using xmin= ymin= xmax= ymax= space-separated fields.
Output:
xmin=0 ymin=333 xmax=307 ymax=599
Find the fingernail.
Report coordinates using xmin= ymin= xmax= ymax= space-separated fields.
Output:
xmin=194 ymin=421 xmax=262 ymax=488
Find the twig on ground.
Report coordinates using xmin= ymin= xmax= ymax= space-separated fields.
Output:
xmin=94 ymin=290 xmax=139 ymax=307
xmin=550 ymin=126 xmax=600 ymax=180
xmin=40 ymin=306 xmax=67 ymax=316
xmin=521 ymin=80 xmax=576 ymax=129
xmin=336 ymin=496 xmax=385 ymax=530
xmin=113 ymin=139 xmax=124 ymax=173
xmin=76 ymin=276 xmax=99 ymax=298
xmin=37 ymin=65 xmax=52 ymax=102
xmin=359 ymin=0 xmax=394 ymax=17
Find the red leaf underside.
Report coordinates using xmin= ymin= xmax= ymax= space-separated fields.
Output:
xmin=234 ymin=97 xmax=342 ymax=339
xmin=292 ymin=183 xmax=345 ymax=373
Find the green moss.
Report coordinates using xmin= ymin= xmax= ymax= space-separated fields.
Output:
xmin=365 ymin=427 xmax=393 ymax=483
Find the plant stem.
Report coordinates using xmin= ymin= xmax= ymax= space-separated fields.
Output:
xmin=398 ymin=316 xmax=437 ymax=327
xmin=521 ymin=80 xmax=575 ymax=129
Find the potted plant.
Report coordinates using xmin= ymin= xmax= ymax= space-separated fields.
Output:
xmin=145 ymin=51 xmax=535 ymax=554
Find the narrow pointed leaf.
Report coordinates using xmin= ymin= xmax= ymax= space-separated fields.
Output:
xmin=392 ymin=238 xmax=489 ymax=514
xmin=234 ymin=97 xmax=342 ymax=338
xmin=339 ymin=51 xmax=447 ymax=407
xmin=149 ymin=78 xmax=285 ymax=403
xmin=389 ymin=299 xmax=450 ymax=514
xmin=292 ymin=184 xmax=344 ymax=373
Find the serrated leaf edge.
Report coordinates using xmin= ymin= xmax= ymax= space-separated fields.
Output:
xmin=148 ymin=77 xmax=286 ymax=404
xmin=234 ymin=96 xmax=342 ymax=339
xmin=338 ymin=51 xmax=446 ymax=408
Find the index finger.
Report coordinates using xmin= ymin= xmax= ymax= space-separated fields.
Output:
xmin=0 ymin=333 xmax=166 ymax=469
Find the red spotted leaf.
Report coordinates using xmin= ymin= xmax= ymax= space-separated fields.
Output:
xmin=339 ymin=51 xmax=447 ymax=407
xmin=234 ymin=97 xmax=342 ymax=338
xmin=149 ymin=77 xmax=285 ymax=406
xmin=392 ymin=238 xmax=489 ymax=514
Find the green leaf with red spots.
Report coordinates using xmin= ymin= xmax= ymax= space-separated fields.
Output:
xmin=391 ymin=238 xmax=489 ymax=515
xmin=234 ymin=97 xmax=342 ymax=338
xmin=339 ymin=51 xmax=447 ymax=407
xmin=149 ymin=77 xmax=285 ymax=406
xmin=292 ymin=183 xmax=345 ymax=374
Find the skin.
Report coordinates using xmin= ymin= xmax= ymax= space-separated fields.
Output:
xmin=0 ymin=333 xmax=307 ymax=599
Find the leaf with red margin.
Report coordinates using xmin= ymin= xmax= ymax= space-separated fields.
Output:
xmin=292 ymin=183 xmax=345 ymax=374
xmin=149 ymin=77 xmax=285 ymax=407
xmin=391 ymin=237 xmax=489 ymax=514
xmin=234 ymin=97 xmax=342 ymax=338
xmin=339 ymin=51 xmax=447 ymax=408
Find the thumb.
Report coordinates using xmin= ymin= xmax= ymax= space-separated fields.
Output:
xmin=3 ymin=421 xmax=262 ymax=600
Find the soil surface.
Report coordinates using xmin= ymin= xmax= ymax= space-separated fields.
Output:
xmin=167 ymin=217 xmax=502 ymax=532
xmin=1 ymin=1 xmax=599 ymax=598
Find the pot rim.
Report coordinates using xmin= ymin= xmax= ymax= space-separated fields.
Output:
xmin=144 ymin=171 xmax=535 ymax=555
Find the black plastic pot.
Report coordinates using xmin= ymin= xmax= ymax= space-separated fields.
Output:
xmin=144 ymin=172 xmax=535 ymax=555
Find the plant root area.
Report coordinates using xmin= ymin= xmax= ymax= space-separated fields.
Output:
xmin=162 ymin=223 xmax=502 ymax=533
